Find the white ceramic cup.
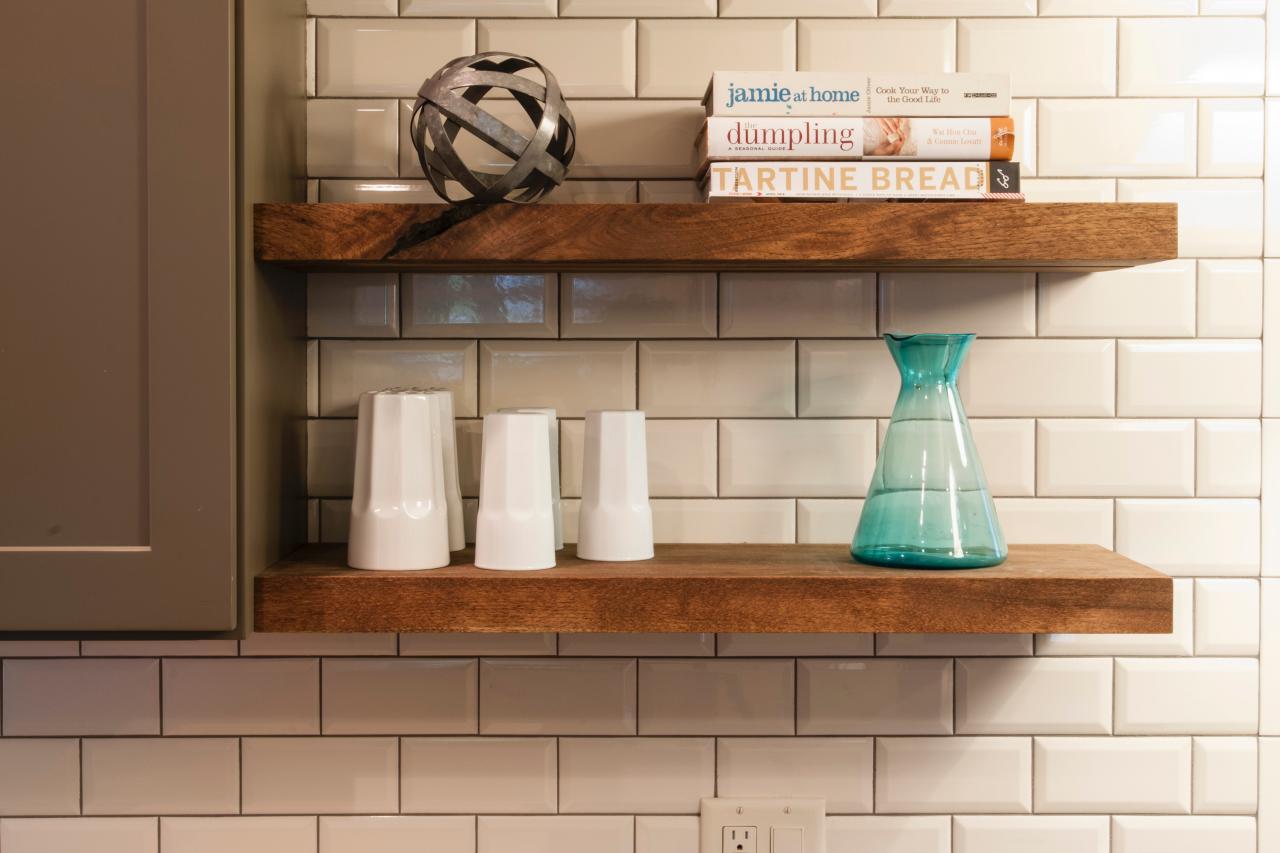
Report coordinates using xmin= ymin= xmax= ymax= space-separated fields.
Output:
xmin=577 ymin=409 xmax=654 ymax=562
xmin=348 ymin=389 xmax=451 ymax=571
xmin=499 ymin=407 xmax=563 ymax=550
xmin=474 ymin=412 xmax=556 ymax=570
xmin=428 ymin=388 xmax=466 ymax=552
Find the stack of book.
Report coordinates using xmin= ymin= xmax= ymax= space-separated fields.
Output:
xmin=697 ymin=71 xmax=1020 ymax=203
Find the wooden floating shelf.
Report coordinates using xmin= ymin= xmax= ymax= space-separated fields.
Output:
xmin=254 ymin=202 xmax=1178 ymax=273
xmin=255 ymin=543 xmax=1172 ymax=634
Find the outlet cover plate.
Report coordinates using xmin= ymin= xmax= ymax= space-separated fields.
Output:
xmin=700 ymin=797 xmax=825 ymax=853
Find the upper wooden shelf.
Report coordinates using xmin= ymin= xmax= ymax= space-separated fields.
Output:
xmin=255 ymin=543 xmax=1172 ymax=634
xmin=254 ymin=202 xmax=1178 ymax=273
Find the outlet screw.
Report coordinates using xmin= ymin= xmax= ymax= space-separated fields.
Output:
xmin=736 ymin=807 xmax=743 ymax=814
xmin=784 ymin=806 xmax=791 ymax=814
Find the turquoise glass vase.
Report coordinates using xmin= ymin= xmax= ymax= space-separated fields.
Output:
xmin=852 ymin=333 xmax=1007 ymax=569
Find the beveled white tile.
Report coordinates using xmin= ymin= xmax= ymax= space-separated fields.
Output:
xmin=401 ymin=632 xmax=555 ymax=656
xmin=1038 ymin=577 xmax=1193 ymax=656
xmin=827 ymin=816 xmax=950 ymax=853
xmin=969 ymin=419 xmax=1035 ymax=497
xmin=1040 ymin=261 xmax=1196 ymax=337
xmin=1193 ymin=737 xmax=1258 ymax=814
xmin=725 ymin=0 xmax=875 ymax=12
xmin=877 ymin=737 xmax=1031 ymax=814
xmin=637 ymin=180 xmax=701 ymax=203
xmin=720 ymin=273 xmax=876 ymax=338
xmin=1021 ymin=178 xmax=1116 ymax=203
xmin=961 ymin=339 xmax=1115 ymax=417
xmin=1269 ymin=103 xmax=1280 ymax=256
xmin=720 ymin=419 xmax=875 ymax=498
xmin=1199 ymin=260 xmax=1263 ymax=338
xmin=1012 ymin=98 xmax=1037 ymax=176
xmin=558 ymin=633 xmax=714 ymax=657
xmin=1196 ymin=582 xmax=1260 ymax=652
xmin=636 ymin=816 xmax=698 ymax=853
xmin=639 ymin=341 xmax=794 ymax=417
xmin=954 ymin=816 xmax=1109 ymax=853
xmin=639 ymin=659 xmax=794 ymax=735
xmin=1118 ymin=340 xmax=1262 ymax=417
xmin=876 ymin=633 xmax=1033 ymax=656
xmin=319 ymin=339 xmax=477 ymax=417
xmin=1264 ymin=736 xmax=1280 ymax=848
xmin=478 ymin=19 xmax=634 ymax=98
xmin=481 ymin=658 xmax=636 ymax=735
xmin=1202 ymin=0 xmax=1266 ymax=10
xmin=880 ymin=273 xmax=1035 ymax=337
xmin=307 ymin=418 xmax=355 ymax=497
xmin=164 ymin=658 xmax=318 ymax=735
xmin=1035 ymin=736 xmax=1190 ymax=813
xmin=560 ymin=738 xmax=714 ymax=814
xmin=480 ymin=341 xmax=635 ymax=417
xmin=241 ymin=737 xmax=399 ymax=814
xmin=82 ymin=738 xmax=238 ymax=815
xmin=800 ymin=19 xmax=956 ymax=73
xmin=561 ymin=273 xmax=716 ymax=338
xmin=1268 ymin=264 xmax=1280 ymax=416
xmin=320 ymin=817 xmax=475 ymax=853
xmin=320 ymin=179 xmax=440 ymax=202
xmin=651 ymin=498 xmax=796 ymax=544
xmin=1198 ymin=421 xmax=1262 ymax=497
xmin=718 ymin=633 xmax=873 ymax=657
xmin=1041 ymin=0 xmax=1193 ymax=11
xmin=1119 ymin=18 xmax=1264 ymax=96
xmin=995 ymin=498 xmax=1114 ymax=547
xmin=2 ymin=659 xmax=158 ymax=736
xmin=402 ymin=0 xmax=555 ymax=12
xmin=402 ymin=273 xmax=556 ymax=339
xmin=717 ymin=737 xmax=873 ymax=814
xmin=307 ymin=273 xmax=398 ymax=338
xmin=307 ymin=340 xmax=320 ymax=417
xmin=323 ymin=658 xmax=476 ymax=734
xmin=0 ymin=641 xmax=79 ymax=657
xmin=883 ymin=0 xmax=1032 ymax=11
xmin=1199 ymin=99 xmax=1264 ymax=177
xmin=956 ymin=658 xmax=1111 ymax=735
xmin=455 ymin=418 xmax=482 ymax=497
xmin=799 ymin=339 xmax=899 ymax=418
xmin=81 ymin=639 xmax=237 ymax=657
xmin=0 ymin=740 xmax=79 ymax=816
xmin=799 ymin=659 xmax=952 ymax=735
xmin=1118 ymin=178 xmax=1263 ymax=257
xmin=307 ymin=498 xmax=320 ymax=542
xmin=569 ymin=100 xmax=706 ymax=179
xmin=316 ymin=19 xmax=473 ymax=98
xmin=310 ymin=0 xmax=396 ymax=13
xmin=2 ymin=818 xmax=157 ymax=853
xmin=1111 ymin=816 xmax=1256 ymax=853
xmin=561 ymin=418 xmax=717 ymax=499
xmin=161 ymin=818 xmax=314 ymax=853
xmin=796 ymin=498 xmax=863 ymax=545
xmin=477 ymin=817 xmax=633 ymax=853
xmin=401 ymin=737 xmax=556 ymax=814
xmin=1037 ymin=420 xmax=1195 ymax=497
xmin=637 ymin=20 xmax=795 ymax=98
xmin=959 ymin=18 xmax=1114 ymax=97
xmin=1116 ymin=658 xmax=1258 ymax=734
xmin=1267 ymin=581 xmax=1280 ymax=733
xmin=308 ymin=99 xmax=398 ymax=178
xmin=1039 ymin=99 xmax=1196 ymax=177
xmin=562 ymin=0 xmax=714 ymax=12
xmin=1116 ymin=498 xmax=1260 ymax=576
xmin=541 ymin=180 xmax=639 ymax=203
xmin=240 ymin=631 xmax=396 ymax=656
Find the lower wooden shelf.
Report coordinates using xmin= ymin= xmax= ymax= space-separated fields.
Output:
xmin=255 ymin=543 xmax=1172 ymax=635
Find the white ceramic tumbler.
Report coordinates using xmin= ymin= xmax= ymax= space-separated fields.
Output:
xmin=348 ymin=389 xmax=451 ymax=571
xmin=428 ymin=388 xmax=466 ymax=552
xmin=474 ymin=412 xmax=556 ymax=571
xmin=499 ymin=407 xmax=563 ymax=550
xmin=577 ymin=410 xmax=654 ymax=562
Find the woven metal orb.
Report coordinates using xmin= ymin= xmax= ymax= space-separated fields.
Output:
xmin=410 ymin=52 xmax=576 ymax=205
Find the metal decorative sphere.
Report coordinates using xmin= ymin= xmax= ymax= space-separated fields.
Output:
xmin=410 ymin=52 xmax=576 ymax=205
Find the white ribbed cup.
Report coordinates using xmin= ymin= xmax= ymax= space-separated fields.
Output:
xmin=577 ymin=410 xmax=654 ymax=562
xmin=474 ymin=412 xmax=556 ymax=570
xmin=347 ymin=389 xmax=450 ymax=571
xmin=427 ymin=389 xmax=466 ymax=551
xmin=499 ymin=407 xmax=563 ymax=550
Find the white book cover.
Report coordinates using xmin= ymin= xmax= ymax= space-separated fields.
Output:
xmin=702 ymin=161 xmax=1021 ymax=200
xmin=703 ymin=71 xmax=1011 ymax=117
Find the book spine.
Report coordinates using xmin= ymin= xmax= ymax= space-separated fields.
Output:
xmin=703 ymin=161 xmax=1020 ymax=200
xmin=705 ymin=72 xmax=1010 ymax=117
xmin=698 ymin=117 xmax=1015 ymax=166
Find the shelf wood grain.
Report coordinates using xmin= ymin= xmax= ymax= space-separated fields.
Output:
xmin=254 ymin=543 xmax=1173 ymax=634
xmin=253 ymin=202 xmax=1177 ymax=273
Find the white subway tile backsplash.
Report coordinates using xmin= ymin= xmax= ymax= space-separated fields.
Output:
xmin=319 ymin=178 xmax=439 ymax=202
xmin=0 ymin=740 xmax=79 ymax=816
xmin=961 ymin=340 xmax=1116 ymax=417
xmin=1263 ymin=737 xmax=1279 ymax=849
xmin=1037 ymin=420 xmax=1195 ymax=497
xmin=636 ymin=816 xmax=698 ymax=853
xmin=316 ymin=19 xmax=473 ymax=97
xmin=1035 ymin=737 xmax=1191 ymax=813
xmin=876 ymin=737 xmax=1032 ymax=813
xmin=717 ymin=737 xmax=873 ymax=813
xmin=726 ymin=0 xmax=875 ymax=12
xmin=1193 ymin=737 xmax=1258 ymax=814
xmin=562 ymin=419 xmax=717 ymax=499
xmin=480 ymin=340 xmax=635 ymax=417
xmin=308 ymin=99 xmax=398 ymax=178
xmin=1 ymin=818 xmax=158 ymax=853
xmin=639 ymin=659 xmax=794 ymax=735
xmin=479 ymin=19 xmax=635 ymax=98
xmin=1039 ymin=260 xmax=1196 ymax=337
xmin=1118 ymin=178 xmax=1264 ymax=257
xmin=1264 ymin=581 xmax=1280 ymax=733
xmin=1199 ymin=99 xmax=1265 ymax=177
xmin=161 ymin=818 xmax=314 ymax=853
xmin=1037 ymin=577 xmax=1194 ymax=656
xmin=310 ymin=0 xmax=395 ymax=14
xmin=561 ymin=273 xmax=716 ymax=338
xmin=1116 ymin=498 xmax=1260 ymax=576
xmin=560 ymin=738 xmax=714 ymax=814
xmin=637 ymin=180 xmax=702 ymax=203
xmin=1195 ymin=579 xmax=1261 ymax=655
xmin=956 ymin=658 xmax=1112 ymax=735
xmin=719 ymin=273 xmax=876 ymax=338
xmin=307 ymin=273 xmax=398 ymax=338
xmin=558 ymin=633 xmax=714 ymax=656
xmin=319 ymin=339 xmax=477 ymax=417
xmin=320 ymin=817 xmax=475 ymax=853
xmin=1198 ymin=260 xmax=1263 ymax=338
xmin=1120 ymin=18 xmax=1265 ymax=96
xmin=1117 ymin=339 xmax=1262 ymax=416
xmin=827 ymin=816 xmax=951 ymax=853
xmin=796 ymin=498 xmax=863 ymax=544
xmin=402 ymin=273 xmax=557 ymax=339
xmin=240 ymin=631 xmax=397 ymax=656
xmin=884 ymin=0 xmax=1032 ymax=13
xmin=638 ymin=20 xmax=795 ymax=98
xmin=640 ymin=341 xmax=794 ymax=417
xmin=798 ymin=658 xmax=953 ymax=735
xmin=322 ymin=658 xmax=477 ymax=734
xmin=242 ymin=737 xmax=399 ymax=814
xmin=1268 ymin=264 xmax=1280 ymax=416
xmin=477 ymin=817 xmax=633 ymax=853
xmin=1110 ymin=816 xmax=1256 ymax=853
xmin=953 ymin=816 xmax=1110 ymax=853
xmin=971 ymin=419 xmax=1035 ymax=497
xmin=880 ymin=272 xmax=1036 ymax=337
xmin=876 ymin=633 xmax=1033 ymax=656
xmin=1021 ymin=178 xmax=1117 ymax=202
xmin=562 ymin=0 xmax=714 ymax=14
xmin=0 ymin=641 xmax=79 ymax=657
xmin=1197 ymin=421 xmax=1262 ymax=497
xmin=307 ymin=418 xmax=355 ymax=496
xmin=800 ymin=19 xmax=957 ymax=73
xmin=1115 ymin=658 xmax=1259 ymax=734
xmin=718 ymin=632 xmax=874 ymax=657
xmin=720 ymin=419 xmax=876 ymax=498
xmin=995 ymin=498 xmax=1114 ymax=547
xmin=401 ymin=737 xmax=557 ymax=814
xmin=799 ymin=339 xmax=900 ymax=418
xmin=569 ymin=100 xmax=706 ymax=179
xmin=2 ymin=659 xmax=159 ymax=736
xmin=1039 ymin=100 xmax=1196 ymax=178
xmin=1201 ymin=0 xmax=1266 ymax=11
xmin=959 ymin=19 xmax=1116 ymax=97
xmin=1039 ymin=0 xmax=1195 ymax=11
xmin=82 ymin=738 xmax=239 ymax=815
xmin=164 ymin=658 xmax=319 ymax=735
xmin=481 ymin=658 xmax=637 ymax=735
xmin=652 ymin=498 xmax=796 ymax=543
xmin=81 ymin=639 xmax=238 ymax=657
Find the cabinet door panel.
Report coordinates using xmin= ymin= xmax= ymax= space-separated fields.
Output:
xmin=0 ymin=0 xmax=235 ymax=629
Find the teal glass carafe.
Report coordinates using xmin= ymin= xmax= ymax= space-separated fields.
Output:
xmin=852 ymin=333 xmax=1007 ymax=569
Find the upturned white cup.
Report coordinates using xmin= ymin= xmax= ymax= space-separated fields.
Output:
xmin=499 ymin=407 xmax=563 ymax=550
xmin=474 ymin=412 xmax=556 ymax=571
xmin=427 ymin=389 xmax=466 ymax=552
xmin=348 ymin=389 xmax=450 ymax=571
xmin=577 ymin=409 xmax=654 ymax=562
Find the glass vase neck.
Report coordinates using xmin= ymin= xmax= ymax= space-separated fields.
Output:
xmin=885 ymin=333 xmax=974 ymax=384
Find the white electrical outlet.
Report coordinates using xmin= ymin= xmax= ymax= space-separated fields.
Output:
xmin=700 ymin=798 xmax=825 ymax=853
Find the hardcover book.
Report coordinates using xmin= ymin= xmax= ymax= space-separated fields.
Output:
xmin=702 ymin=161 xmax=1021 ymax=201
xmin=697 ymin=116 xmax=1015 ymax=170
xmin=704 ymin=71 xmax=1011 ymax=117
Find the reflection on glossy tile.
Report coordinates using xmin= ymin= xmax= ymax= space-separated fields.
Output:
xmin=1119 ymin=18 xmax=1264 ymax=96
xmin=308 ymin=99 xmax=398 ymax=178
xmin=799 ymin=659 xmax=953 ymax=735
xmin=82 ymin=738 xmax=239 ymax=815
xmin=319 ymin=339 xmax=477 ymax=417
xmin=718 ymin=633 xmax=874 ymax=657
xmin=651 ymin=498 xmax=796 ymax=544
xmin=401 ymin=737 xmax=557 ymax=814
xmin=1118 ymin=178 xmax=1263 ymax=258
xmin=640 ymin=341 xmax=795 ymax=417
xmin=1039 ymin=260 xmax=1196 ymax=336
xmin=827 ymin=816 xmax=951 ymax=853
xmin=560 ymin=738 xmax=714 ymax=814
xmin=307 ymin=418 xmax=355 ymax=497
xmin=1198 ymin=421 xmax=1262 ymax=497
xmin=1037 ymin=420 xmax=1195 ymax=497
xmin=1037 ymin=577 xmax=1193 ymax=656
xmin=558 ymin=633 xmax=714 ymax=656
xmin=799 ymin=340 xmax=898 ymax=418
xmin=959 ymin=18 xmax=1115 ymax=96
xmin=400 ymin=632 xmax=556 ymax=656
xmin=639 ymin=659 xmax=794 ymax=735
xmin=956 ymin=658 xmax=1112 ymax=735
xmin=1199 ymin=99 xmax=1264 ymax=177
xmin=322 ymin=658 xmax=477 ymax=734
xmin=720 ymin=273 xmax=875 ymax=338
xmin=638 ymin=20 xmax=795 ymax=98
xmin=2 ymin=818 xmax=158 ymax=853
xmin=479 ymin=20 xmax=635 ymax=97
xmin=1117 ymin=498 xmax=1260 ymax=577
xmin=800 ymin=19 xmax=956 ymax=73
xmin=163 ymin=658 xmax=318 ymax=735
xmin=481 ymin=658 xmax=637 ymax=735
xmin=320 ymin=179 xmax=442 ymax=202
xmin=241 ymin=737 xmax=399 ymax=814
xmin=320 ymin=816 xmax=475 ymax=853
xmin=796 ymin=498 xmax=863 ymax=545
xmin=477 ymin=816 xmax=633 ymax=853
xmin=2 ymin=659 xmax=159 ymax=736
xmin=720 ymin=419 xmax=876 ymax=498
xmin=1118 ymin=340 xmax=1262 ymax=417
xmin=1199 ymin=260 xmax=1263 ymax=338
xmin=962 ymin=340 xmax=1116 ymax=417
xmin=0 ymin=740 xmax=79 ymax=816
xmin=1040 ymin=99 xmax=1195 ymax=177
xmin=1193 ymin=738 xmax=1258 ymax=814
xmin=562 ymin=273 xmax=716 ymax=338
xmin=718 ymin=737 xmax=873 ymax=813
xmin=160 ymin=817 xmax=314 ymax=853
xmin=307 ymin=273 xmax=398 ymax=338
xmin=880 ymin=273 xmax=1035 ymax=336
xmin=480 ymin=341 xmax=636 ymax=417
xmin=316 ymin=19 xmax=474 ymax=97
xmin=403 ymin=273 xmax=556 ymax=339
xmin=1035 ymin=737 xmax=1191 ymax=813
xmin=876 ymin=738 xmax=1032 ymax=814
